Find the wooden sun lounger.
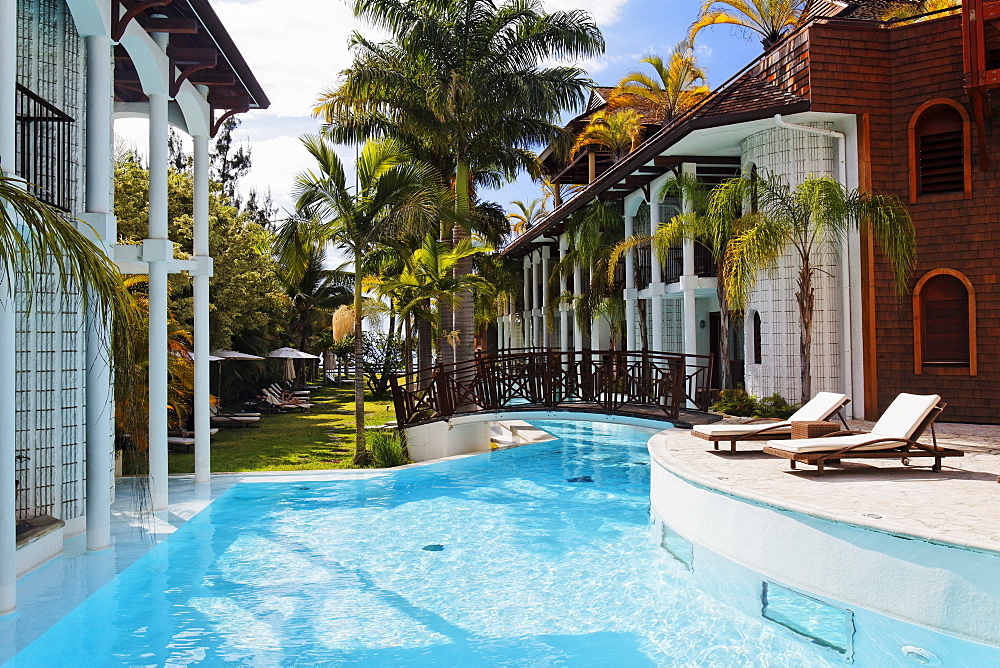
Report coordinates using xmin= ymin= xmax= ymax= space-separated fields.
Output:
xmin=691 ymin=393 xmax=850 ymax=453
xmin=763 ymin=400 xmax=963 ymax=474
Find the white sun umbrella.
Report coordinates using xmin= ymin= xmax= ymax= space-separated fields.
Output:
xmin=267 ymin=347 xmax=321 ymax=360
xmin=210 ymin=350 xmax=265 ymax=402
xmin=268 ymin=347 xmax=320 ymax=385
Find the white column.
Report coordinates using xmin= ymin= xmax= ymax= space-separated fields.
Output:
xmin=531 ymin=251 xmax=541 ymax=347
xmin=573 ymin=262 xmax=583 ymax=352
xmin=0 ymin=0 xmax=17 ymax=615
xmin=558 ymin=236 xmax=569 ymax=351
xmin=192 ymin=134 xmax=211 ymax=484
xmin=540 ymin=246 xmax=550 ymax=348
xmin=650 ymin=197 xmax=663 ymax=351
xmin=84 ymin=33 xmax=114 ymax=552
xmin=522 ymin=256 xmax=531 ymax=348
xmin=147 ymin=31 xmax=171 ymax=511
xmin=624 ymin=214 xmax=636 ymax=351
xmin=680 ymin=164 xmax=698 ymax=405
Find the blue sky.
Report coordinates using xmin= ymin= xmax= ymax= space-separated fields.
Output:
xmin=116 ymin=0 xmax=765 ymax=217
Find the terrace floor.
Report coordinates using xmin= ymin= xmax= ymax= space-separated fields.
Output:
xmin=649 ymin=418 xmax=1000 ymax=554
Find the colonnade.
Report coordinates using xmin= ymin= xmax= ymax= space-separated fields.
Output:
xmin=0 ymin=0 xmax=221 ymax=614
xmin=499 ymin=162 xmax=711 ymax=360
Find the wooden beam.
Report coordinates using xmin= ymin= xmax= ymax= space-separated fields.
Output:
xmin=653 ymin=155 xmax=741 ymax=168
xmin=112 ymin=0 xmax=172 ymax=42
xmin=167 ymin=46 xmax=218 ymax=98
xmin=188 ymin=71 xmax=236 ymax=86
xmin=137 ymin=17 xmax=198 ymax=33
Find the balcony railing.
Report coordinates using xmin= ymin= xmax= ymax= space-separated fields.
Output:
xmin=661 ymin=243 xmax=717 ymax=285
xmin=16 ymin=84 xmax=75 ymax=212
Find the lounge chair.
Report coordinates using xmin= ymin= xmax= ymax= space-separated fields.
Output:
xmin=168 ymin=427 xmax=219 ymax=452
xmin=691 ymin=392 xmax=850 ymax=453
xmin=269 ymin=382 xmax=311 ymax=398
xmin=260 ymin=389 xmax=313 ymax=411
xmin=210 ymin=405 xmax=261 ymax=428
xmin=762 ymin=393 xmax=963 ymax=473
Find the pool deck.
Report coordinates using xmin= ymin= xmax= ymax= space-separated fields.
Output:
xmin=650 ymin=418 xmax=1000 ymax=554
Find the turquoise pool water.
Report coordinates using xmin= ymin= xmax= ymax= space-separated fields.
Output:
xmin=6 ymin=420 xmax=994 ymax=665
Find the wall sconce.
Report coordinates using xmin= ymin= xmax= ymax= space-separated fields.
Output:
xmin=699 ymin=320 xmax=706 ymax=329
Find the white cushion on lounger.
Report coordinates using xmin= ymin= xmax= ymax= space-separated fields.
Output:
xmin=870 ymin=393 xmax=941 ymax=439
xmin=693 ymin=422 xmax=791 ymax=437
xmin=692 ymin=392 xmax=846 ymax=438
xmin=789 ymin=392 xmax=849 ymax=422
xmin=767 ymin=433 xmax=878 ymax=453
xmin=767 ymin=393 xmax=941 ymax=453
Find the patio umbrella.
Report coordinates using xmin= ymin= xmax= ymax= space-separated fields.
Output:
xmin=210 ymin=349 xmax=265 ymax=402
xmin=268 ymin=347 xmax=320 ymax=386
xmin=267 ymin=347 xmax=321 ymax=360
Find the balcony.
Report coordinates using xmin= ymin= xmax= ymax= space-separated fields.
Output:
xmin=660 ymin=243 xmax=716 ymax=285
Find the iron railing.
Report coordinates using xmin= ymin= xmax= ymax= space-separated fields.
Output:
xmin=16 ymin=84 xmax=75 ymax=212
xmin=392 ymin=348 xmax=714 ymax=427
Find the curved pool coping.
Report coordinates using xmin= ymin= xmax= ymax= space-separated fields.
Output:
xmin=646 ymin=428 xmax=1000 ymax=557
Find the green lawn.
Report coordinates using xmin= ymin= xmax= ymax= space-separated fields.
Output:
xmin=168 ymin=385 xmax=396 ymax=473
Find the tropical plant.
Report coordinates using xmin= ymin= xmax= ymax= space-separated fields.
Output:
xmin=571 ymin=109 xmax=645 ymax=163
xmin=608 ymin=173 xmax=743 ymax=389
xmin=273 ymin=216 xmax=353 ymax=352
xmin=882 ymin=0 xmax=959 ymax=21
xmin=611 ymin=41 xmax=710 ymax=123
xmin=367 ymin=429 xmax=409 ymax=468
xmin=1 ymin=175 xmax=143 ymax=452
xmin=711 ymin=386 xmax=797 ymax=418
xmin=719 ymin=173 xmax=915 ymax=403
xmin=294 ymin=136 xmax=443 ymax=465
xmin=373 ymin=233 xmax=493 ymax=371
xmin=551 ymin=199 xmax=626 ymax=346
xmin=316 ymin=0 xmax=604 ymax=367
xmin=689 ymin=0 xmax=806 ymax=49
xmin=508 ymin=198 xmax=547 ymax=235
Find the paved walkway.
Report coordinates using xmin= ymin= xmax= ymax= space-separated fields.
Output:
xmin=651 ymin=417 xmax=1000 ymax=553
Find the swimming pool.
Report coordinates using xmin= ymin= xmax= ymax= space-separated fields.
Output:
xmin=6 ymin=420 xmax=998 ymax=665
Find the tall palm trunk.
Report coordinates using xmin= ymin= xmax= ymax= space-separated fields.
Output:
xmin=452 ymin=159 xmax=475 ymax=365
xmin=637 ymin=299 xmax=649 ymax=350
xmin=796 ymin=258 xmax=814 ymax=405
xmin=352 ymin=245 xmax=368 ymax=466
xmin=417 ymin=306 xmax=433 ymax=388
xmin=404 ymin=312 xmax=413 ymax=382
xmin=717 ymin=278 xmax=733 ymax=391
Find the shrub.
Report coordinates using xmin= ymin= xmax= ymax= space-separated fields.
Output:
xmin=710 ymin=387 xmax=798 ymax=420
xmin=367 ymin=429 xmax=408 ymax=468
xmin=755 ymin=393 xmax=798 ymax=420
xmin=710 ymin=387 xmax=757 ymax=416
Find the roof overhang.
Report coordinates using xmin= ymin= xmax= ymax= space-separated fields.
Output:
xmin=502 ymin=100 xmax=810 ymax=258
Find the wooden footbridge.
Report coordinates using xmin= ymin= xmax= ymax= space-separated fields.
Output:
xmin=391 ymin=349 xmax=715 ymax=429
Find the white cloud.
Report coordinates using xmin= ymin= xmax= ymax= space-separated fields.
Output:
xmin=544 ymin=0 xmax=629 ymax=25
xmin=214 ymin=0 xmax=363 ymax=119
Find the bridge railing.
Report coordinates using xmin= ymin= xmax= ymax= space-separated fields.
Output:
xmin=391 ymin=349 xmax=714 ymax=428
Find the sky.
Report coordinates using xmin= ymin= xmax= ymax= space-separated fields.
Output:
xmin=115 ymin=0 xmax=765 ymax=218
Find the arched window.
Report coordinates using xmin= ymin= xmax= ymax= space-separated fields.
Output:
xmin=908 ymin=99 xmax=971 ymax=202
xmin=749 ymin=164 xmax=759 ymax=214
xmin=752 ymin=312 xmax=762 ymax=365
xmin=913 ymin=269 xmax=976 ymax=375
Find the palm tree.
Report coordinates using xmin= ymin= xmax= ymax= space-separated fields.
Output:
xmin=0 ymin=174 xmax=143 ymax=447
xmin=609 ymin=173 xmax=745 ymax=388
xmin=551 ymin=199 xmax=626 ymax=347
xmin=294 ymin=136 xmax=443 ymax=465
xmin=611 ymin=41 xmax=710 ymax=123
xmin=882 ymin=0 xmax=959 ymax=20
xmin=316 ymin=0 xmax=604 ymax=367
xmin=508 ymin=198 xmax=547 ymax=235
xmin=571 ymin=109 xmax=645 ymax=163
xmin=273 ymin=217 xmax=354 ymax=352
xmin=374 ymin=234 xmax=492 ymax=368
xmin=689 ymin=0 xmax=806 ymax=50
xmin=718 ymin=173 xmax=916 ymax=403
